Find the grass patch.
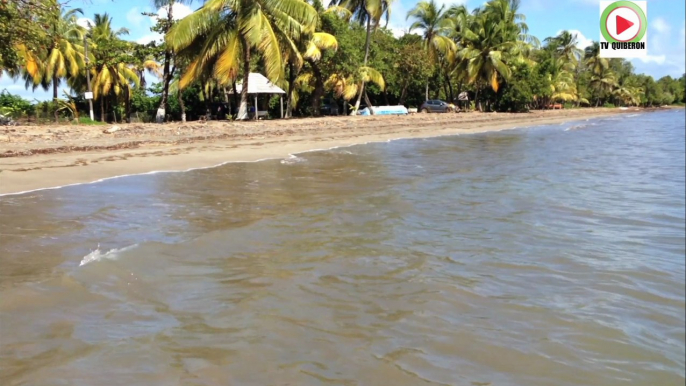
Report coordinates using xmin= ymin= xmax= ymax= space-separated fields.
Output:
xmin=73 ymin=117 xmax=106 ymax=125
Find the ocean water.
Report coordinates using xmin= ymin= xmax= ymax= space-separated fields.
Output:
xmin=0 ymin=110 xmax=684 ymax=386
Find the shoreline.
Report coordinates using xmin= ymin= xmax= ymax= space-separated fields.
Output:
xmin=0 ymin=108 xmax=675 ymax=196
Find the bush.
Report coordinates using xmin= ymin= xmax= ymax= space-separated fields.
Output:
xmin=602 ymin=102 xmax=616 ymax=108
xmin=0 ymin=90 xmax=34 ymax=118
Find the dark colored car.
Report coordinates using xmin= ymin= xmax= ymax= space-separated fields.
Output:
xmin=419 ymin=100 xmax=453 ymax=113
xmin=321 ymin=98 xmax=340 ymax=116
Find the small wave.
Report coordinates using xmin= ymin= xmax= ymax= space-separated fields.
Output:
xmin=280 ymin=155 xmax=307 ymax=165
xmin=565 ymin=124 xmax=588 ymax=131
xmin=79 ymin=244 xmax=137 ymax=266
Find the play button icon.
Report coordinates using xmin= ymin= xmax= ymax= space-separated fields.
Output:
xmin=616 ymin=15 xmax=634 ymax=35
xmin=604 ymin=5 xmax=642 ymax=42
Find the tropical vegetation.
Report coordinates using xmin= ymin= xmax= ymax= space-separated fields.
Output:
xmin=1 ymin=0 xmax=684 ymax=123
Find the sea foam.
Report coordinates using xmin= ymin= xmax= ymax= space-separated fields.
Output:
xmin=79 ymin=244 xmax=138 ymax=266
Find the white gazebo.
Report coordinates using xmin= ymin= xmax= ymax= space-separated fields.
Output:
xmin=232 ymin=73 xmax=286 ymax=119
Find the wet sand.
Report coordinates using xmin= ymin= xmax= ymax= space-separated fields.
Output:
xmin=0 ymin=108 xmax=655 ymax=195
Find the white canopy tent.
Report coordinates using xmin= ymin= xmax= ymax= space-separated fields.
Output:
xmin=231 ymin=73 xmax=286 ymax=119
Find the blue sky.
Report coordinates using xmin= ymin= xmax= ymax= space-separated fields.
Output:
xmin=2 ymin=0 xmax=684 ymax=101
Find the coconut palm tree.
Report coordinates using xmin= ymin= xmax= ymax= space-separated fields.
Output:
xmin=152 ymin=0 xmax=189 ymax=123
xmin=458 ymin=0 xmax=534 ymax=110
xmin=407 ymin=0 xmax=456 ymax=100
xmin=549 ymin=57 xmax=578 ymax=103
xmin=325 ymin=66 xmax=385 ymax=106
xmin=330 ymin=0 xmax=392 ymax=113
xmin=88 ymin=13 xmax=130 ymax=40
xmin=544 ymin=30 xmax=583 ymax=68
xmin=32 ymin=7 xmax=86 ymax=122
xmin=283 ymin=0 xmax=339 ymax=117
xmin=584 ymin=41 xmax=609 ymax=76
xmin=590 ymin=67 xmax=617 ymax=106
xmin=85 ymin=13 xmax=140 ymax=122
xmin=167 ymin=0 xmax=318 ymax=120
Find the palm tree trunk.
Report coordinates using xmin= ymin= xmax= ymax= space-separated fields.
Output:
xmin=110 ymin=94 xmax=117 ymax=123
xmin=399 ymin=83 xmax=408 ymax=105
xmin=353 ymin=17 xmax=373 ymax=115
xmin=286 ymin=62 xmax=296 ymax=118
xmin=178 ymin=90 xmax=186 ymax=122
xmin=53 ymin=79 xmax=59 ymax=123
xmin=231 ymin=81 xmax=239 ymax=119
xmin=156 ymin=1 xmax=174 ymax=123
xmin=310 ymin=60 xmax=324 ymax=117
xmin=475 ymin=85 xmax=481 ymax=112
xmin=200 ymin=82 xmax=210 ymax=119
xmin=237 ymin=40 xmax=251 ymax=120
xmin=446 ymin=75 xmax=454 ymax=103
xmin=125 ymin=87 xmax=131 ymax=123
xmin=363 ymin=90 xmax=373 ymax=113
xmin=100 ymin=98 xmax=105 ymax=122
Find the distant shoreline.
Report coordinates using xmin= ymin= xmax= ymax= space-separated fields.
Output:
xmin=0 ymin=107 xmax=679 ymax=196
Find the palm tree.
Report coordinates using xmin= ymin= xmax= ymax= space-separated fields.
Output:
xmin=88 ymin=13 xmax=130 ymax=40
xmin=407 ymin=0 xmax=456 ymax=101
xmin=283 ymin=0 xmax=338 ymax=117
xmin=325 ymin=66 xmax=385 ymax=106
xmin=91 ymin=62 xmax=140 ymax=121
xmin=330 ymin=0 xmax=392 ymax=113
xmin=458 ymin=0 xmax=535 ymax=110
xmin=32 ymin=7 xmax=86 ymax=122
xmin=590 ymin=67 xmax=617 ymax=106
xmin=86 ymin=13 xmax=140 ymax=122
xmin=544 ymin=30 xmax=583 ymax=67
xmin=584 ymin=41 xmax=609 ymax=76
xmin=549 ymin=56 xmax=578 ymax=103
xmin=167 ymin=0 xmax=318 ymax=120
xmin=152 ymin=0 xmax=188 ymax=123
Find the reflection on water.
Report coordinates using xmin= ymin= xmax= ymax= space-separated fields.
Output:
xmin=1 ymin=111 xmax=684 ymax=385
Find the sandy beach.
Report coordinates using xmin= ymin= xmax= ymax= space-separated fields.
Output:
xmin=0 ymin=108 xmax=663 ymax=195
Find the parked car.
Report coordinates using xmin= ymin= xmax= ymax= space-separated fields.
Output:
xmin=321 ymin=98 xmax=340 ymax=116
xmin=419 ymin=100 xmax=453 ymax=113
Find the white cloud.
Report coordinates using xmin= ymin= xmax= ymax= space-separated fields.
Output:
xmin=652 ymin=17 xmax=670 ymax=34
xmin=433 ymin=0 xmax=468 ymax=7
xmin=137 ymin=33 xmax=163 ymax=45
xmin=635 ymin=55 xmax=667 ymax=65
xmin=629 ymin=16 xmax=685 ymax=78
xmin=387 ymin=26 xmax=408 ymax=38
xmin=126 ymin=7 xmax=146 ymax=26
xmin=77 ymin=17 xmax=94 ymax=30
xmin=154 ymin=3 xmax=193 ymax=23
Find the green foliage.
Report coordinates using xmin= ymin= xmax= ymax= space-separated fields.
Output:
xmin=497 ymin=65 xmax=535 ymax=112
xmin=75 ymin=116 xmax=106 ymax=125
xmin=5 ymin=0 xmax=683 ymax=123
xmin=0 ymin=91 xmax=35 ymax=117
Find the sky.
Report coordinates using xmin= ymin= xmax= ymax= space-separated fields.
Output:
xmin=2 ymin=0 xmax=684 ymax=101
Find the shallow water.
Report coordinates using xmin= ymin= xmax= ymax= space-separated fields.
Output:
xmin=1 ymin=111 xmax=684 ymax=386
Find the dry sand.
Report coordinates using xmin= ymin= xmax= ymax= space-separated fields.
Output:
xmin=0 ymin=108 xmax=655 ymax=195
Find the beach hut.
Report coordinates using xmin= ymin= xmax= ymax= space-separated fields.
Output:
xmin=231 ymin=73 xmax=286 ymax=120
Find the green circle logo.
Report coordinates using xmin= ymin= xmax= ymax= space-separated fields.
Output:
xmin=600 ymin=1 xmax=647 ymax=43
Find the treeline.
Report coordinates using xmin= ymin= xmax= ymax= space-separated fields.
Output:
xmin=1 ymin=0 xmax=684 ymax=124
